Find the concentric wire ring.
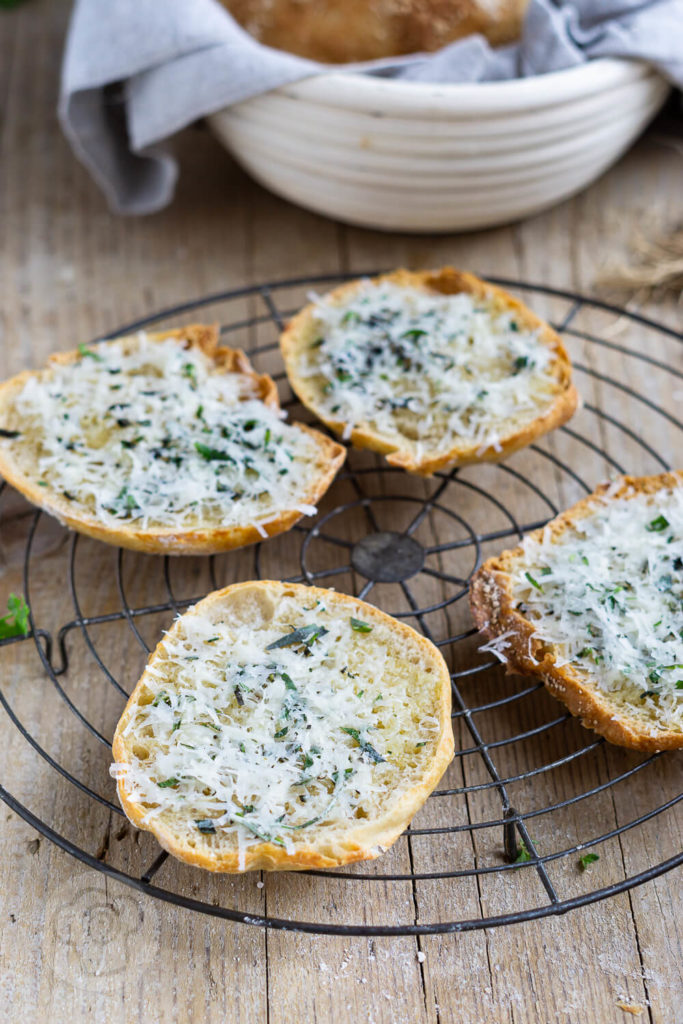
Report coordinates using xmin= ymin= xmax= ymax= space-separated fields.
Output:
xmin=0 ymin=273 xmax=680 ymax=935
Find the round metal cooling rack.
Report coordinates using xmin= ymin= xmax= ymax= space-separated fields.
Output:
xmin=0 ymin=273 xmax=681 ymax=937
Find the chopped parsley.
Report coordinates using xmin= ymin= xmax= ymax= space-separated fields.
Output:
xmin=0 ymin=594 xmax=30 ymax=639
xmin=340 ymin=727 xmax=385 ymax=764
xmin=77 ymin=343 xmax=104 ymax=362
xmin=646 ymin=515 xmax=669 ymax=532
xmin=266 ymin=624 xmax=329 ymax=650
xmin=350 ymin=617 xmax=373 ymax=633
xmin=578 ymin=852 xmax=600 ymax=870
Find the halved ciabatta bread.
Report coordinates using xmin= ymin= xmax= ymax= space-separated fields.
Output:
xmin=280 ymin=268 xmax=578 ymax=476
xmin=470 ymin=472 xmax=683 ymax=752
xmin=111 ymin=581 xmax=454 ymax=872
xmin=0 ymin=326 xmax=345 ymax=554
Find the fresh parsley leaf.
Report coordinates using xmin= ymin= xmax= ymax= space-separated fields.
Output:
xmin=281 ymin=672 xmax=297 ymax=691
xmin=646 ymin=515 xmax=669 ymax=532
xmin=350 ymin=617 xmax=373 ymax=633
xmin=514 ymin=840 xmax=533 ymax=863
xmin=194 ymin=442 xmax=234 ymax=462
xmin=77 ymin=343 xmax=104 ymax=362
xmin=0 ymin=593 xmax=30 ymax=639
xmin=578 ymin=852 xmax=600 ymax=870
xmin=341 ymin=726 xmax=385 ymax=764
xmin=266 ymin=624 xmax=329 ymax=650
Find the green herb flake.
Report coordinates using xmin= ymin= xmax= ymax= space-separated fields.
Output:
xmin=350 ymin=617 xmax=373 ymax=633
xmin=158 ymin=778 xmax=179 ymax=789
xmin=341 ymin=726 xmax=385 ymax=764
xmin=524 ymin=571 xmax=543 ymax=592
xmin=646 ymin=515 xmax=669 ymax=532
xmin=274 ymin=727 xmax=289 ymax=739
xmin=77 ymin=343 xmax=104 ymax=362
xmin=266 ymin=624 xmax=329 ymax=650
xmin=578 ymin=852 xmax=600 ymax=871
xmin=195 ymin=819 xmax=216 ymax=834
xmin=514 ymin=840 xmax=533 ymax=864
xmin=0 ymin=593 xmax=30 ymax=640
xmin=194 ymin=441 xmax=233 ymax=462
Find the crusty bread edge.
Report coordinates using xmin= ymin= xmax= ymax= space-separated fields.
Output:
xmin=112 ymin=580 xmax=455 ymax=872
xmin=469 ymin=472 xmax=683 ymax=752
xmin=0 ymin=326 xmax=346 ymax=554
xmin=280 ymin=267 xmax=579 ymax=477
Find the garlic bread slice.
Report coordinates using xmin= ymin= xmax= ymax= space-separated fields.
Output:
xmin=112 ymin=581 xmax=454 ymax=872
xmin=470 ymin=472 xmax=683 ymax=751
xmin=280 ymin=267 xmax=578 ymax=476
xmin=0 ymin=326 xmax=345 ymax=553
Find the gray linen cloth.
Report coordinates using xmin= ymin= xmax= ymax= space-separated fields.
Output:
xmin=59 ymin=0 xmax=683 ymax=215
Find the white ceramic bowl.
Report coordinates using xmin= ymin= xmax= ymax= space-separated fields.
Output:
xmin=209 ymin=59 xmax=669 ymax=233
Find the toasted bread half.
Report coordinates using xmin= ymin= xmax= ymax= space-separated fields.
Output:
xmin=0 ymin=326 xmax=345 ymax=554
xmin=470 ymin=472 xmax=683 ymax=752
xmin=280 ymin=268 xmax=578 ymax=476
xmin=111 ymin=581 xmax=454 ymax=872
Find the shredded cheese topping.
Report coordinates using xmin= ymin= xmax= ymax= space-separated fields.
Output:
xmin=111 ymin=594 xmax=441 ymax=866
xmin=297 ymin=281 xmax=558 ymax=453
xmin=4 ymin=335 xmax=324 ymax=530
xmin=508 ymin=485 xmax=683 ymax=734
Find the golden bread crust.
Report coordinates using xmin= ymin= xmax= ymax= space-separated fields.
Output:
xmin=469 ymin=472 xmax=683 ymax=752
xmin=222 ymin=0 xmax=528 ymax=63
xmin=0 ymin=326 xmax=346 ymax=554
xmin=280 ymin=267 xmax=578 ymax=476
xmin=112 ymin=581 xmax=455 ymax=872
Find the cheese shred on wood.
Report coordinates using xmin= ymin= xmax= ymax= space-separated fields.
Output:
xmin=111 ymin=582 xmax=454 ymax=871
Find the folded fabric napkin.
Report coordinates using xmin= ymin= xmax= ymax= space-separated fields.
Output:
xmin=59 ymin=0 xmax=683 ymax=215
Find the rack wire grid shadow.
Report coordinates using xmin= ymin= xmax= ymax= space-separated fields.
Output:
xmin=0 ymin=273 xmax=681 ymax=936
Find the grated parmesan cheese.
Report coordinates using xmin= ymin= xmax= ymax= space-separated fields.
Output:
xmin=508 ymin=487 xmax=683 ymax=732
xmin=111 ymin=593 xmax=442 ymax=856
xmin=6 ymin=334 xmax=325 ymax=531
xmin=297 ymin=280 xmax=558 ymax=454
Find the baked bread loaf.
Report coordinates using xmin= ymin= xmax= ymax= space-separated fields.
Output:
xmin=222 ymin=0 xmax=528 ymax=63
xmin=470 ymin=473 xmax=683 ymax=752
xmin=111 ymin=580 xmax=454 ymax=872
xmin=280 ymin=268 xmax=578 ymax=476
xmin=0 ymin=326 xmax=345 ymax=554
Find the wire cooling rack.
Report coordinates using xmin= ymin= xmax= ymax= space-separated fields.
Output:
xmin=0 ymin=273 xmax=681 ymax=936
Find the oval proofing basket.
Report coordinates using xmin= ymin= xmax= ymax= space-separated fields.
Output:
xmin=209 ymin=58 xmax=669 ymax=232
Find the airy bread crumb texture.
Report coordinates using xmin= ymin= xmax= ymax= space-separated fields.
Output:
xmin=112 ymin=581 xmax=454 ymax=872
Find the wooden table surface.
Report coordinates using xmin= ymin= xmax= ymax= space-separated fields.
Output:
xmin=1 ymin=3 xmax=682 ymax=1022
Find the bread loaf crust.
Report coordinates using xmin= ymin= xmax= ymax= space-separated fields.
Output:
xmin=222 ymin=0 xmax=528 ymax=63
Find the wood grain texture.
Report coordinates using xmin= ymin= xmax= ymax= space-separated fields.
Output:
xmin=0 ymin=1 xmax=681 ymax=1022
